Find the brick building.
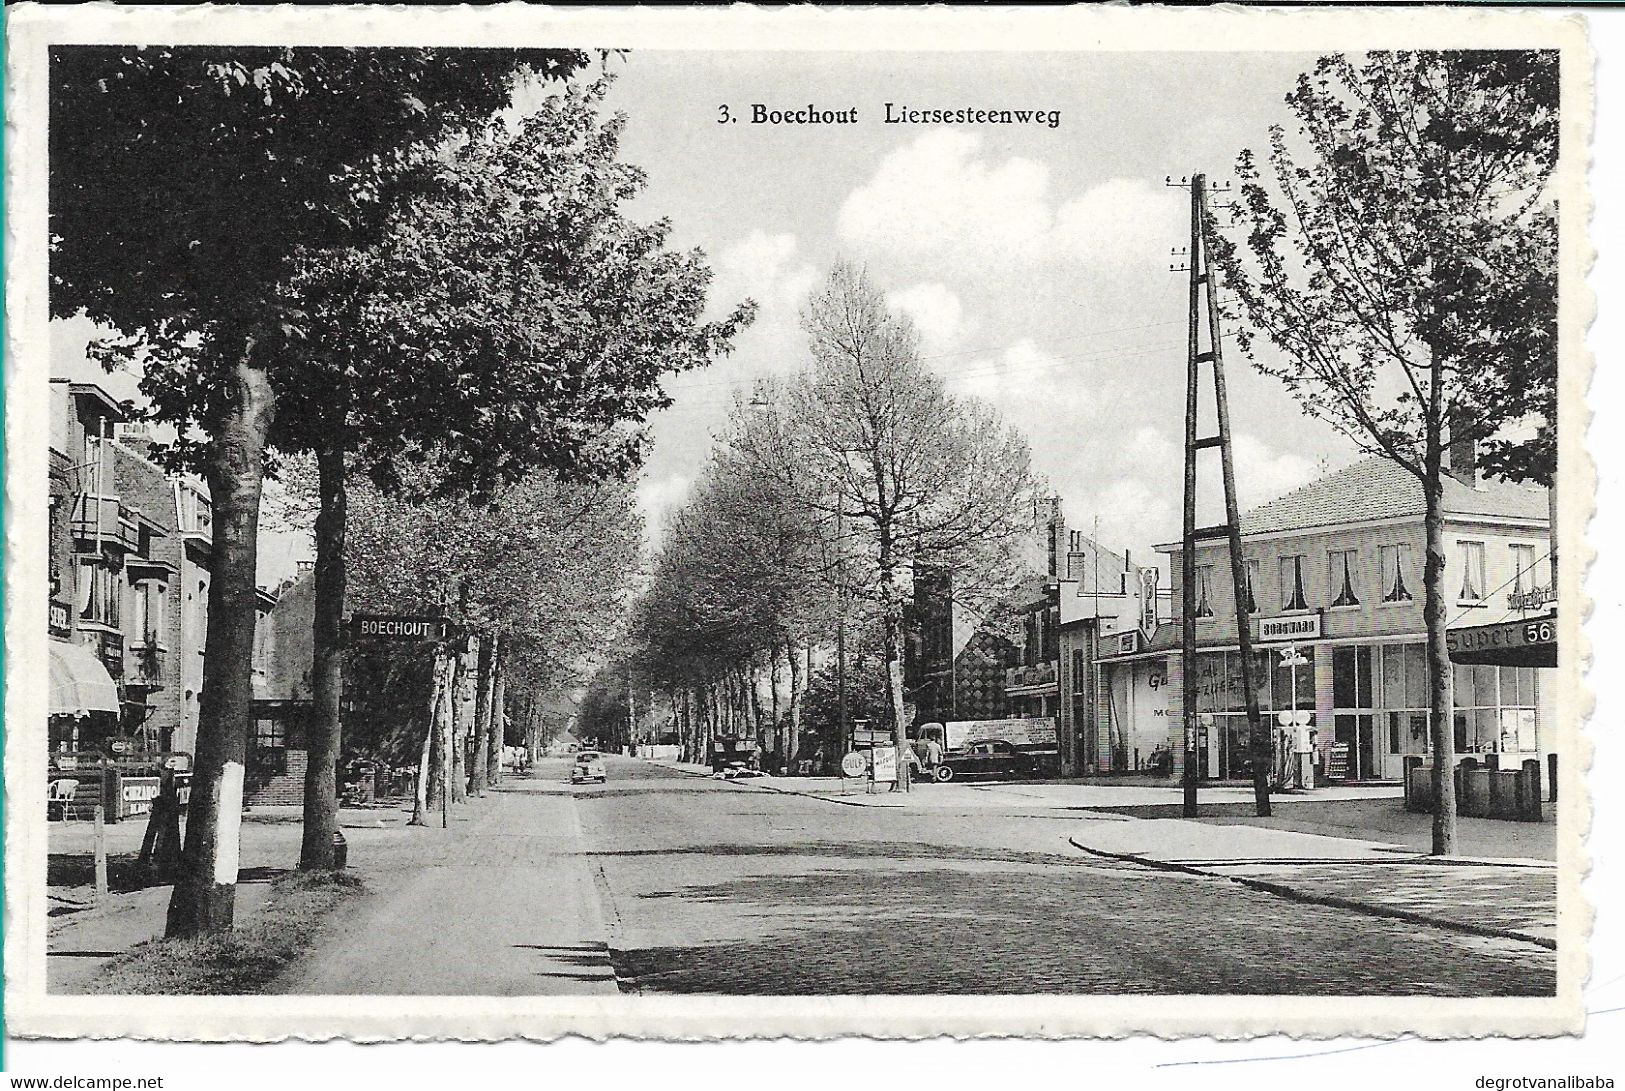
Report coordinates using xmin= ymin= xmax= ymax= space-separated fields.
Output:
xmin=1095 ymin=450 xmax=1555 ymax=784
xmin=48 ymin=380 xmax=181 ymax=757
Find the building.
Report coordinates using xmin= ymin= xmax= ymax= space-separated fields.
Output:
xmin=907 ymin=498 xmax=1169 ymax=776
xmin=1094 ymin=447 xmax=1555 ymax=784
xmin=247 ymin=565 xmax=314 ymax=807
xmin=48 ymin=380 xmax=184 ymax=758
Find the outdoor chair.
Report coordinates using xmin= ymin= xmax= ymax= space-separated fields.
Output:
xmin=47 ymin=778 xmax=84 ymax=821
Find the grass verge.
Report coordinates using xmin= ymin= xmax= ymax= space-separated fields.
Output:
xmin=89 ymin=869 xmax=364 ymax=995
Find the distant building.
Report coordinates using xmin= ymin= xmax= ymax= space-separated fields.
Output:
xmin=906 ymin=498 xmax=1167 ymax=776
xmin=1095 ymin=449 xmax=1555 ymax=784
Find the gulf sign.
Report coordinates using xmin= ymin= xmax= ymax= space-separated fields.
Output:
xmin=350 ymin=614 xmax=450 ymax=641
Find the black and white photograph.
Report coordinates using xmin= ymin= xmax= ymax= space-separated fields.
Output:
xmin=2 ymin=3 xmax=1600 ymax=1053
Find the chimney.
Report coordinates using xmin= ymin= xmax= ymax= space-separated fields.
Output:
xmin=1047 ymin=496 xmax=1066 ymax=579
xmin=1448 ymin=409 xmax=1478 ymax=487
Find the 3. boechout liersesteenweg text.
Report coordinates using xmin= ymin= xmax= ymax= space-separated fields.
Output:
xmin=715 ymin=103 xmax=1062 ymax=128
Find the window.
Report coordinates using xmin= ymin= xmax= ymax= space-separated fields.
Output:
xmin=1329 ymin=549 xmax=1360 ymax=607
xmin=76 ymin=560 xmax=120 ymax=627
xmin=1379 ymin=544 xmax=1413 ymax=603
xmin=1194 ymin=564 xmax=1215 ymax=618
xmin=1072 ymin=649 xmax=1086 ymax=696
xmin=1509 ymin=543 xmax=1538 ymax=594
xmin=1279 ymin=555 xmax=1309 ymax=611
xmin=1244 ymin=558 xmax=1259 ymax=613
xmin=1458 ymin=540 xmax=1487 ymax=601
xmin=134 ymin=581 xmax=166 ymax=645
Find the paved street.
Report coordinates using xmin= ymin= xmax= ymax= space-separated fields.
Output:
xmin=275 ymin=755 xmax=1554 ymax=996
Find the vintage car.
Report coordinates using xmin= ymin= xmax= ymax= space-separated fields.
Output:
xmin=710 ymin=737 xmax=761 ymax=775
xmin=570 ymin=750 xmax=607 ymax=784
xmin=929 ymin=739 xmax=1040 ymax=782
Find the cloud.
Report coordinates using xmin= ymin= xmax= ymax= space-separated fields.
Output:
xmin=837 ymin=132 xmax=1179 ymax=279
xmin=887 ymin=282 xmax=970 ymax=356
xmin=713 ymin=230 xmax=817 ymax=325
xmin=838 ymin=131 xmax=1053 ymax=268
xmin=947 ymin=338 xmax=1073 ymax=407
xmin=1053 ymin=178 xmax=1178 ymax=268
xmin=1232 ymin=432 xmax=1319 ymax=508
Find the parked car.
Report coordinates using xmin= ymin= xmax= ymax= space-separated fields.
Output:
xmin=930 ymin=739 xmax=1039 ymax=782
xmin=571 ymin=751 xmax=607 ymax=784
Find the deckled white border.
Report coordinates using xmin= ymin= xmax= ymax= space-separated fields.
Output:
xmin=3 ymin=2 xmax=1595 ymax=1041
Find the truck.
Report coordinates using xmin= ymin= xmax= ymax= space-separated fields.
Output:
xmin=916 ymin=718 xmax=1060 ymax=777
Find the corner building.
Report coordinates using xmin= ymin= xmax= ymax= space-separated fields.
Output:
xmin=1095 ymin=453 xmax=1555 ymax=784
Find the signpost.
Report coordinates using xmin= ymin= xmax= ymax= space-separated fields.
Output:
xmin=349 ymin=614 xmax=451 ymax=642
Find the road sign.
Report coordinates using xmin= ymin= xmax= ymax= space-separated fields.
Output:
xmin=349 ymin=614 xmax=450 ymax=641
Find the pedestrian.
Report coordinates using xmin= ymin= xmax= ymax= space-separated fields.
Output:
xmin=925 ymin=736 xmax=944 ymax=771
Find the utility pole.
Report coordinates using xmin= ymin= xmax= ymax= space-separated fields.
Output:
xmin=1172 ymin=172 xmax=1270 ymax=819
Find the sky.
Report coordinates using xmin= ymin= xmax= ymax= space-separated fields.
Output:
xmin=50 ymin=47 xmax=1367 ymax=586
xmin=591 ymin=50 xmax=1363 ymax=570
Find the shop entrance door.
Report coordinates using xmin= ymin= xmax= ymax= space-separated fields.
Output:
xmin=1332 ymin=646 xmax=1378 ymax=781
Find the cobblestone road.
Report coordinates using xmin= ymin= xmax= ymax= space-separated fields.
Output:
xmin=580 ymin=760 xmax=1556 ymax=996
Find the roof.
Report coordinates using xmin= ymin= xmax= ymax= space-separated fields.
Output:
xmin=1232 ymin=456 xmax=1550 ymax=538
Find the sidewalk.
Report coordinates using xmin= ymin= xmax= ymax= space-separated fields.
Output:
xmin=46 ymin=800 xmax=414 ymax=993
xmin=655 ymin=758 xmax=1558 ymax=950
xmin=1065 ymin=818 xmax=1557 ymax=949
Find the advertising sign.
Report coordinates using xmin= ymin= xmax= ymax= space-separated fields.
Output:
xmin=1138 ymin=567 xmax=1159 ymax=641
xmin=840 ymin=751 xmax=869 ymax=778
xmin=941 ymin=717 xmax=1058 ymax=749
xmin=349 ymin=614 xmax=450 ymax=641
xmin=869 ymin=746 xmax=898 ymax=784
xmin=1259 ymin=613 xmax=1321 ymax=642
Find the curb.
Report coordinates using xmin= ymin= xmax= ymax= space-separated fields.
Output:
xmin=1067 ymin=836 xmax=1556 ymax=951
xmin=652 ymin=761 xmax=900 ymax=807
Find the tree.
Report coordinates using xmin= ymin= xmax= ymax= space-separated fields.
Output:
xmin=735 ymin=265 xmax=1042 ymax=791
xmin=52 ymin=45 xmax=588 ymax=937
xmin=331 ymin=462 xmax=646 ymax=813
xmin=1211 ymin=50 xmax=1558 ymax=855
xmin=272 ymin=73 xmax=750 ymax=867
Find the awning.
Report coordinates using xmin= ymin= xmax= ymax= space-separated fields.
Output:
xmin=50 ymin=639 xmax=120 ymax=716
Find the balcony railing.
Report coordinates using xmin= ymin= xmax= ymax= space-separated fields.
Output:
xmin=70 ymin=495 xmax=140 ymax=552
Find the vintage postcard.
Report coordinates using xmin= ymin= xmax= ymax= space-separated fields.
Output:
xmin=3 ymin=4 xmax=1593 ymax=1041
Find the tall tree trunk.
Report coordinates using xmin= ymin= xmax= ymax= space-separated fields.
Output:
xmin=487 ymin=639 xmax=504 ymax=785
xmin=410 ymin=650 xmax=446 ymax=826
xmin=769 ymin=643 xmax=783 ymax=770
xmin=786 ymin=638 xmax=804 ymax=771
xmin=880 ymin=553 xmax=912 ymax=793
xmin=166 ymin=350 xmax=274 ymax=938
xmin=469 ymin=634 xmax=493 ymax=797
xmin=451 ymin=635 xmax=476 ymax=803
xmin=300 ymin=442 xmax=347 ymax=869
xmin=1423 ymin=433 xmax=1459 ymax=855
xmin=748 ymin=661 xmax=767 ymax=756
